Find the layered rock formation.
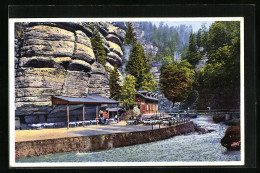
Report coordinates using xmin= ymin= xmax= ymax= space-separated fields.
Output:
xmin=14 ymin=22 xmax=125 ymax=124
xmin=132 ymin=22 xmax=159 ymax=56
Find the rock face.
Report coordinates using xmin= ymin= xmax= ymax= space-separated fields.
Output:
xmin=14 ymin=22 xmax=125 ymax=124
xmin=221 ymin=126 xmax=240 ymax=150
xmin=132 ymin=22 xmax=159 ymax=56
xmin=213 ymin=114 xmax=226 ymax=123
xmin=195 ymin=54 xmax=208 ymax=71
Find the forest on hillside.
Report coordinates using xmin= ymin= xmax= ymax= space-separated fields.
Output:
xmin=108 ymin=21 xmax=240 ymax=111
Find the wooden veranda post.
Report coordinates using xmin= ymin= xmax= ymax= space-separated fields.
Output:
xmin=67 ymin=104 xmax=69 ymax=129
xmin=82 ymin=104 xmax=85 ymax=127
xmin=96 ymin=106 xmax=98 ymax=125
xmin=117 ymin=104 xmax=119 ymax=123
xmin=108 ymin=104 xmax=110 ymax=120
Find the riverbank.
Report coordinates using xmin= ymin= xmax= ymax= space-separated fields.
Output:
xmin=15 ymin=121 xmax=195 ymax=159
xmin=15 ymin=121 xmax=162 ymax=142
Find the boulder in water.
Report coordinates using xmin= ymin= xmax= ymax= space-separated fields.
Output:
xmin=213 ymin=114 xmax=225 ymax=123
xmin=195 ymin=125 xmax=215 ymax=134
xmin=221 ymin=126 xmax=240 ymax=150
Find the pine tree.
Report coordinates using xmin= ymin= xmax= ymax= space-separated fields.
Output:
xmin=188 ymin=32 xmax=196 ymax=53
xmin=91 ymin=29 xmax=107 ymax=67
xmin=186 ymin=32 xmax=202 ymax=67
xmin=181 ymin=44 xmax=189 ymax=61
xmin=153 ymin=26 xmax=159 ymax=47
xmin=196 ymin=29 xmax=202 ymax=48
xmin=125 ymin=22 xmax=137 ymax=45
xmin=109 ymin=65 xmax=122 ymax=100
xmin=125 ymin=42 xmax=149 ymax=90
xmin=121 ymin=74 xmax=136 ymax=110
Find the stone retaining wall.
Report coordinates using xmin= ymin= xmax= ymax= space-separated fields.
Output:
xmin=15 ymin=121 xmax=195 ymax=159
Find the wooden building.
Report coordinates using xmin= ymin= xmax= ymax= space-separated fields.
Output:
xmin=51 ymin=94 xmax=120 ymax=128
xmin=135 ymin=90 xmax=159 ymax=115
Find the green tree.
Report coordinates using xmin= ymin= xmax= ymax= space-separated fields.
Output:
xmin=200 ymin=23 xmax=209 ymax=50
xmin=125 ymin=42 xmax=149 ymax=90
xmin=181 ymin=44 xmax=189 ymax=60
xmin=188 ymin=32 xmax=196 ymax=53
xmin=91 ymin=29 xmax=107 ymax=67
xmin=153 ymin=26 xmax=159 ymax=47
xmin=196 ymin=29 xmax=202 ymax=48
xmin=161 ymin=56 xmax=173 ymax=65
xmin=205 ymin=22 xmax=227 ymax=57
xmin=125 ymin=22 xmax=137 ymax=45
xmin=197 ymin=35 xmax=240 ymax=109
xmin=140 ymin=72 xmax=158 ymax=92
xmin=160 ymin=60 xmax=195 ymax=107
xmin=121 ymin=74 xmax=136 ymax=109
xmin=185 ymin=32 xmax=202 ymax=67
xmin=109 ymin=65 xmax=122 ymax=100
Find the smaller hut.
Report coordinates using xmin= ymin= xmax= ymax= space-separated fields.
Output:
xmin=135 ymin=90 xmax=159 ymax=115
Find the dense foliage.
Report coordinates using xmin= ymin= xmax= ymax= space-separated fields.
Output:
xmin=121 ymin=74 xmax=136 ymax=109
xmin=160 ymin=59 xmax=195 ymax=107
xmin=91 ymin=29 xmax=107 ymax=67
xmin=153 ymin=23 xmax=192 ymax=60
xmin=196 ymin=21 xmax=240 ymax=110
xmin=140 ymin=72 xmax=158 ymax=92
xmin=125 ymin=42 xmax=157 ymax=91
xmin=109 ymin=65 xmax=122 ymax=100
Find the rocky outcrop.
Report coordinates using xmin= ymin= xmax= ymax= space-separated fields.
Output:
xmin=132 ymin=22 xmax=159 ymax=56
xmin=195 ymin=125 xmax=215 ymax=134
xmin=221 ymin=126 xmax=240 ymax=150
xmin=15 ymin=22 xmax=126 ymax=124
xmin=213 ymin=114 xmax=226 ymax=123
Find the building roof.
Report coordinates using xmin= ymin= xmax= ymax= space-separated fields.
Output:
xmin=105 ymin=107 xmax=123 ymax=112
xmin=138 ymin=90 xmax=149 ymax=93
xmin=135 ymin=91 xmax=158 ymax=102
xmin=52 ymin=94 xmax=120 ymax=105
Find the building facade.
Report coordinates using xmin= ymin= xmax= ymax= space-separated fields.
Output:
xmin=135 ymin=91 xmax=159 ymax=115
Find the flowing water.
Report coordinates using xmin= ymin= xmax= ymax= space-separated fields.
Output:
xmin=16 ymin=115 xmax=240 ymax=163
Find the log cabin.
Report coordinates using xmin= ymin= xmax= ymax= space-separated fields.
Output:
xmin=135 ymin=90 xmax=159 ymax=115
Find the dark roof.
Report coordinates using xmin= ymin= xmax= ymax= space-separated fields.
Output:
xmin=137 ymin=90 xmax=158 ymax=96
xmin=52 ymin=94 xmax=120 ymax=104
xmin=135 ymin=91 xmax=158 ymax=102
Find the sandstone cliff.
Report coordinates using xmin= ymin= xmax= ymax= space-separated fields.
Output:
xmin=132 ymin=22 xmax=159 ymax=56
xmin=14 ymin=22 xmax=125 ymax=124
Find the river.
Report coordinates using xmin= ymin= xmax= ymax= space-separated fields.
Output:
xmin=16 ymin=115 xmax=240 ymax=163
